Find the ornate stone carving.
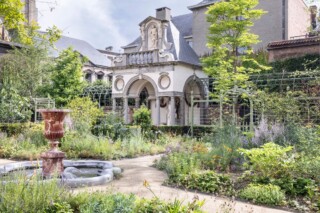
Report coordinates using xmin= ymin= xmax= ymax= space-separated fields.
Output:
xmin=159 ymin=49 xmax=174 ymax=61
xmin=0 ymin=20 xmax=10 ymax=42
xmin=108 ymin=55 xmax=124 ymax=66
xmin=148 ymin=25 xmax=158 ymax=50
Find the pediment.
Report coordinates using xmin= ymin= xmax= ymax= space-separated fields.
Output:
xmin=139 ymin=16 xmax=162 ymax=26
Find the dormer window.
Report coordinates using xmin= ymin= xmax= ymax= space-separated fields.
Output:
xmin=84 ymin=69 xmax=93 ymax=83
xmin=85 ymin=73 xmax=92 ymax=83
xmin=97 ymin=73 xmax=104 ymax=80
xmin=184 ymin=36 xmax=193 ymax=48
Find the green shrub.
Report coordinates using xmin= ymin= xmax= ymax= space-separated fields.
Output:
xmin=239 ymin=184 xmax=286 ymax=205
xmin=135 ymin=197 xmax=205 ymax=213
xmin=0 ymin=173 xmax=71 ymax=213
xmin=239 ymin=142 xmax=294 ymax=179
xmin=45 ymin=202 xmax=74 ymax=213
xmin=202 ymin=125 xmax=243 ymax=172
xmin=75 ymin=193 xmax=135 ymax=213
xmin=271 ymin=177 xmax=314 ymax=197
xmin=66 ymin=97 xmax=104 ymax=132
xmin=0 ymin=123 xmax=41 ymax=136
xmin=61 ymin=131 xmax=113 ymax=159
xmin=0 ymin=133 xmax=46 ymax=160
xmin=92 ymin=112 xmax=129 ymax=141
xmin=133 ymin=105 xmax=152 ymax=134
xmin=155 ymin=152 xmax=201 ymax=182
xmin=176 ymin=171 xmax=235 ymax=196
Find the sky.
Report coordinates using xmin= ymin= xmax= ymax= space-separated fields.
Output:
xmin=37 ymin=0 xmax=200 ymax=52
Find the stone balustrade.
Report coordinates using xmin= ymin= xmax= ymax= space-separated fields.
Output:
xmin=113 ymin=50 xmax=162 ymax=67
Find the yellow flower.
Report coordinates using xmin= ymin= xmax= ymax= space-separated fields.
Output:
xmin=143 ymin=180 xmax=150 ymax=188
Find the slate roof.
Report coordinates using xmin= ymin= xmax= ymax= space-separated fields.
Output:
xmin=51 ymin=35 xmax=109 ymax=67
xmin=188 ymin=0 xmax=219 ymax=10
xmin=168 ymin=21 xmax=200 ymax=66
xmin=171 ymin=13 xmax=193 ymax=37
xmin=122 ymin=13 xmax=200 ymax=66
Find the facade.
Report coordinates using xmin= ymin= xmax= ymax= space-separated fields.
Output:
xmin=0 ymin=0 xmax=312 ymax=126
xmin=108 ymin=0 xmax=311 ymax=126
xmin=188 ymin=0 xmax=310 ymax=56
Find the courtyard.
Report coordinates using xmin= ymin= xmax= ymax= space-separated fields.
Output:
xmin=0 ymin=0 xmax=320 ymax=212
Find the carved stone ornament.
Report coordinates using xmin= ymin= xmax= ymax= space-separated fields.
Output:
xmin=158 ymin=74 xmax=171 ymax=89
xmin=159 ymin=49 xmax=174 ymax=61
xmin=115 ymin=78 xmax=125 ymax=91
xmin=148 ymin=25 xmax=158 ymax=50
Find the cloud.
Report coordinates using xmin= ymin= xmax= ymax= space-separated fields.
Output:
xmin=38 ymin=0 xmax=129 ymax=51
xmin=37 ymin=0 xmax=200 ymax=51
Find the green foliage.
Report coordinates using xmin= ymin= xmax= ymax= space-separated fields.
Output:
xmin=202 ymin=0 xmax=269 ymax=93
xmin=239 ymin=142 xmax=294 ymax=179
xmin=202 ymin=125 xmax=243 ymax=172
xmin=0 ymin=173 xmax=71 ymax=213
xmin=155 ymin=152 xmax=201 ymax=182
xmin=73 ymin=192 xmax=136 ymax=213
xmin=271 ymin=54 xmax=320 ymax=73
xmin=0 ymin=45 xmax=53 ymax=98
xmin=0 ymin=123 xmax=28 ymax=136
xmin=133 ymin=105 xmax=152 ymax=134
xmin=271 ymin=177 xmax=315 ymax=197
xmin=254 ymin=91 xmax=304 ymax=123
xmin=0 ymin=29 xmax=61 ymax=123
xmin=0 ymin=85 xmax=31 ymax=123
xmin=66 ymin=97 xmax=104 ymax=132
xmin=176 ymin=171 xmax=235 ymax=196
xmin=0 ymin=0 xmax=32 ymax=44
xmin=41 ymin=47 xmax=86 ymax=106
xmin=93 ymin=112 xmax=129 ymax=141
xmin=61 ymin=131 xmax=113 ymax=159
xmin=135 ymin=197 xmax=205 ymax=213
xmin=239 ymin=184 xmax=285 ymax=205
xmin=46 ymin=202 xmax=74 ymax=213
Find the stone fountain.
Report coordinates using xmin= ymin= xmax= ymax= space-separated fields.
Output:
xmin=0 ymin=109 xmax=121 ymax=187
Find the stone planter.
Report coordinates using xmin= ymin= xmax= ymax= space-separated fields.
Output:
xmin=38 ymin=109 xmax=71 ymax=178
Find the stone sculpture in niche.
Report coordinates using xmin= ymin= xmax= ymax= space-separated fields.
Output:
xmin=148 ymin=25 xmax=158 ymax=50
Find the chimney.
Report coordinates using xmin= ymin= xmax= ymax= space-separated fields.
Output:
xmin=156 ymin=7 xmax=171 ymax=21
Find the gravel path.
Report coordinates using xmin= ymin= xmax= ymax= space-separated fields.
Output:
xmin=0 ymin=156 xmax=292 ymax=213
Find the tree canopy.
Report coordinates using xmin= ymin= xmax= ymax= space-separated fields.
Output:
xmin=41 ymin=47 xmax=87 ymax=107
xmin=0 ymin=0 xmax=34 ymax=44
xmin=202 ymin=0 xmax=270 ymax=94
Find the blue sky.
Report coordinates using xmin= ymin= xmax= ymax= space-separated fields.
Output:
xmin=38 ymin=0 xmax=200 ymax=52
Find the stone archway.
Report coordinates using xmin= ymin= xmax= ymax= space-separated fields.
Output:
xmin=183 ymin=76 xmax=206 ymax=125
xmin=122 ymin=75 xmax=160 ymax=125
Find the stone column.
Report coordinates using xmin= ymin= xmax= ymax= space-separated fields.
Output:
xmin=169 ymin=96 xmax=175 ymax=125
xmin=123 ymin=97 xmax=128 ymax=124
xmin=180 ymin=96 xmax=185 ymax=126
xmin=112 ymin=98 xmax=117 ymax=112
xmin=135 ymin=97 xmax=140 ymax=108
xmin=156 ymin=97 xmax=160 ymax=126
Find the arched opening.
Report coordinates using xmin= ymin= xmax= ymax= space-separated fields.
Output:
xmin=123 ymin=77 xmax=158 ymax=124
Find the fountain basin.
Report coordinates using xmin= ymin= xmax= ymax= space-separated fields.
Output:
xmin=0 ymin=160 xmax=122 ymax=188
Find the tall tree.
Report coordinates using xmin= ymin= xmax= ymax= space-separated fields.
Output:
xmin=0 ymin=0 xmax=33 ymax=44
xmin=202 ymin=0 xmax=270 ymax=94
xmin=41 ymin=47 xmax=87 ymax=106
